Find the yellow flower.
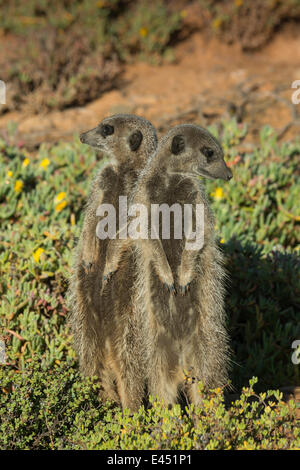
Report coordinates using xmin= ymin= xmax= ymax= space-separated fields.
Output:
xmin=7 ymin=171 xmax=13 ymax=178
xmin=54 ymin=192 xmax=67 ymax=212
xmin=14 ymin=180 xmax=23 ymax=193
xmin=63 ymin=12 xmax=73 ymax=23
xmin=19 ymin=16 xmax=40 ymax=25
xmin=220 ymin=238 xmax=225 ymax=244
xmin=40 ymin=158 xmax=50 ymax=169
xmin=243 ymin=440 xmax=254 ymax=450
xmin=212 ymin=17 xmax=222 ymax=30
xmin=54 ymin=192 xmax=66 ymax=204
xmin=22 ymin=158 xmax=30 ymax=167
xmin=210 ymin=187 xmax=224 ymax=200
xmin=33 ymin=248 xmax=44 ymax=263
xmin=43 ymin=230 xmax=58 ymax=240
xmin=139 ymin=27 xmax=148 ymax=38
xmin=55 ymin=200 xmax=67 ymax=212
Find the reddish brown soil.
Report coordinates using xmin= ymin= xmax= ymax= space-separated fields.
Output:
xmin=1 ymin=25 xmax=300 ymax=148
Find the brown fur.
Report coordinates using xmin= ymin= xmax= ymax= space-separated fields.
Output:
xmin=68 ymin=114 xmax=157 ymax=411
xmin=104 ymin=124 xmax=232 ymax=406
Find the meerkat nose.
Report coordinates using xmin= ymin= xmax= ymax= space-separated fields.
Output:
xmin=227 ymin=168 xmax=233 ymax=180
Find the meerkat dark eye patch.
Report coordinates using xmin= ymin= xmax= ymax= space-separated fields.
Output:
xmin=171 ymin=135 xmax=185 ymax=155
xmin=201 ymin=146 xmax=215 ymax=162
xmin=99 ymin=124 xmax=114 ymax=137
xmin=129 ymin=130 xmax=143 ymax=151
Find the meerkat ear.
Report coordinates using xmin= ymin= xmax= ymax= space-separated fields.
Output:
xmin=171 ymin=135 xmax=185 ymax=155
xmin=129 ymin=130 xmax=143 ymax=151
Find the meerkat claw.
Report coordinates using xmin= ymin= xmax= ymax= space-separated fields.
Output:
xmin=103 ymin=271 xmax=115 ymax=284
xmin=101 ymin=271 xmax=115 ymax=294
xmin=83 ymin=261 xmax=93 ymax=274
xmin=179 ymin=282 xmax=191 ymax=296
xmin=163 ymin=282 xmax=176 ymax=295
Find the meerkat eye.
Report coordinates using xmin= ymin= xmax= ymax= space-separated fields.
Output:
xmin=201 ymin=146 xmax=214 ymax=162
xmin=100 ymin=124 xmax=114 ymax=137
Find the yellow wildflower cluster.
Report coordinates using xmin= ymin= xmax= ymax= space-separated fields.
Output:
xmin=14 ymin=180 xmax=23 ymax=193
xmin=33 ymin=248 xmax=44 ymax=263
xmin=54 ymin=192 xmax=68 ymax=212
xmin=40 ymin=158 xmax=50 ymax=169
xmin=139 ymin=27 xmax=148 ymax=38
xmin=212 ymin=17 xmax=222 ymax=30
xmin=235 ymin=0 xmax=243 ymax=7
xmin=210 ymin=187 xmax=224 ymax=200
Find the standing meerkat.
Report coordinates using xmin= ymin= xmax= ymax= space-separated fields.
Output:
xmin=103 ymin=124 xmax=233 ymax=406
xmin=68 ymin=114 xmax=158 ymax=411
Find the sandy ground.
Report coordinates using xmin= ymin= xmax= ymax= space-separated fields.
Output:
xmin=1 ymin=25 xmax=300 ymax=148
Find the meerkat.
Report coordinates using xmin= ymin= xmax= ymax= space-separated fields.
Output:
xmin=103 ymin=124 xmax=233 ymax=407
xmin=68 ymin=114 xmax=158 ymax=411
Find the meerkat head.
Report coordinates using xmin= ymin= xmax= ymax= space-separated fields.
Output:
xmin=158 ymin=124 xmax=232 ymax=181
xmin=79 ymin=114 xmax=157 ymax=164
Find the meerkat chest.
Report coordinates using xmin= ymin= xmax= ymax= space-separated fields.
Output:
xmin=149 ymin=176 xmax=200 ymax=265
xmin=147 ymin=174 xmax=197 ymax=204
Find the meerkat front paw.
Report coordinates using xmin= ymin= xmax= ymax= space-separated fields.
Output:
xmin=178 ymin=282 xmax=192 ymax=296
xmin=82 ymin=260 xmax=93 ymax=274
xmin=101 ymin=270 xmax=117 ymax=295
xmin=163 ymin=282 xmax=177 ymax=295
xmin=102 ymin=269 xmax=117 ymax=286
xmin=155 ymin=267 xmax=176 ymax=295
xmin=177 ymin=265 xmax=195 ymax=296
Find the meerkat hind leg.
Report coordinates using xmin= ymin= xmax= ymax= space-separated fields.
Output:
xmin=116 ymin=372 xmax=144 ymax=413
xmin=148 ymin=334 xmax=182 ymax=407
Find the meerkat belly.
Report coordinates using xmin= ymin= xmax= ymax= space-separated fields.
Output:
xmin=149 ymin=238 xmax=199 ymax=338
